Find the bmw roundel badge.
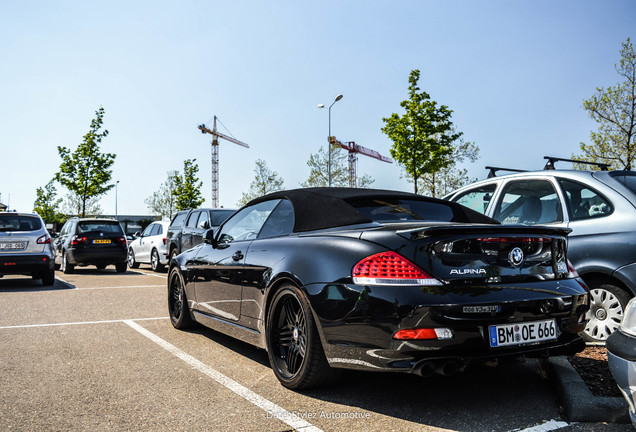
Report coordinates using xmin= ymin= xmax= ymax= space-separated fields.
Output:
xmin=508 ymin=247 xmax=524 ymax=267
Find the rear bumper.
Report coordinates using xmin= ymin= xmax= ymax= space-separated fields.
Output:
xmin=67 ymin=248 xmax=127 ymax=266
xmin=0 ymin=254 xmax=55 ymax=275
xmin=307 ymin=279 xmax=589 ymax=373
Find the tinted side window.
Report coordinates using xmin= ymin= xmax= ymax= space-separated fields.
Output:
xmin=451 ymin=184 xmax=497 ymax=214
xmin=170 ymin=212 xmax=188 ymax=228
xmin=558 ymin=178 xmax=613 ymax=220
xmin=612 ymin=173 xmax=636 ymax=196
xmin=218 ymin=200 xmax=280 ymax=243
xmin=186 ymin=211 xmax=200 ymax=228
xmin=149 ymin=224 xmax=161 ymax=236
xmin=493 ymin=180 xmax=563 ymax=224
xmin=258 ymin=199 xmax=294 ymax=239
xmin=211 ymin=210 xmax=235 ymax=226
xmin=142 ymin=224 xmax=154 ymax=236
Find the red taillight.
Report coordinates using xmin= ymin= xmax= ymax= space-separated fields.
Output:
xmin=115 ymin=236 xmax=127 ymax=245
xmin=71 ymin=235 xmax=88 ymax=245
xmin=162 ymin=237 xmax=167 ymax=245
xmin=352 ymin=251 xmax=442 ymax=286
xmin=37 ymin=234 xmax=52 ymax=244
xmin=394 ymin=328 xmax=454 ymax=340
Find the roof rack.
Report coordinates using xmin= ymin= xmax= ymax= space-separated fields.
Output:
xmin=543 ymin=156 xmax=609 ymax=171
xmin=485 ymin=166 xmax=528 ymax=178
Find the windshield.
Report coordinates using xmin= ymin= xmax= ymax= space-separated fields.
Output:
xmin=0 ymin=215 xmax=42 ymax=232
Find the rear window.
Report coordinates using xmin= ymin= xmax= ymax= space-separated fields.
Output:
xmin=346 ymin=198 xmax=496 ymax=224
xmin=211 ymin=210 xmax=235 ymax=226
xmin=169 ymin=212 xmax=188 ymax=228
xmin=0 ymin=215 xmax=42 ymax=232
xmin=77 ymin=221 xmax=123 ymax=234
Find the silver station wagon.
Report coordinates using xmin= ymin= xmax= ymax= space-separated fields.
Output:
xmin=445 ymin=158 xmax=636 ymax=343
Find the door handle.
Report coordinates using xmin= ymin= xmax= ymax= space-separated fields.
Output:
xmin=232 ymin=251 xmax=244 ymax=261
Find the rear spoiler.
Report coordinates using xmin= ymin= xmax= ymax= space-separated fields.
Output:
xmin=398 ymin=224 xmax=572 ymax=240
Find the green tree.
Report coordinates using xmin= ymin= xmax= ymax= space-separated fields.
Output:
xmin=574 ymin=38 xmax=636 ymax=170
xmin=301 ymin=145 xmax=374 ymax=188
xmin=238 ymin=159 xmax=285 ymax=206
xmin=417 ymin=139 xmax=480 ymax=197
xmin=55 ymin=107 xmax=116 ymax=217
xmin=145 ymin=170 xmax=178 ymax=219
xmin=173 ymin=159 xmax=204 ymax=210
xmin=62 ymin=192 xmax=103 ymax=217
xmin=33 ymin=180 xmax=64 ymax=225
xmin=382 ymin=70 xmax=461 ymax=194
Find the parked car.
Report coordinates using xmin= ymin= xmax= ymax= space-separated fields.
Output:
xmin=166 ymin=208 xmax=235 ymax=261
xmin=168 ymin=187 xmax=589 ymax=389
xmin=0 ymin=212 xmax=55 ymax=285
xmin=607 ymin=297 xmax=636 ymax=427
xmin=127 ymin=221 xmax=170 ymax=272
xmin=54 ymin=217 xmax=128 ymax=273
xmin=444 ymin=159 xmax=636 ymax=343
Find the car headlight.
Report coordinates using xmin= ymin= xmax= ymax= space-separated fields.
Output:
xmin=620 ymin=297 xmax=636 ymax=337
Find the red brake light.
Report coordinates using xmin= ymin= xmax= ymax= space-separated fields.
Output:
xmin=394 ymin=328 xmax=454 ymax=340
xmin=352 ymin=251 xmax=442 ymax=286
xmin=71 ymin=235 xmax=88 ymax=245
xmin=477 ymin=237 xmax=549 ymax=243
xmin=115 ymin=236 xmax=127 ymax=245
xmin=162 ymin=237 xmax=167 ymax=245
xmin=37 ymin=234 xmax=52 ymax=244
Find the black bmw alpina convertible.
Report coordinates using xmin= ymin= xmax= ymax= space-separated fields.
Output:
xmin=168 ymin=188 xmax=589 ymax=389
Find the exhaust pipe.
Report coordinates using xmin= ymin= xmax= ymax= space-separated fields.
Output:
xmin=435 ymin=360 xmax=459 ymax=376
xmin=413 ymin=361 xmax=436 ymax=378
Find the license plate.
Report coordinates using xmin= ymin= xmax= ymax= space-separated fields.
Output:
xmin=93 ymin=239 xmax=111 ymax=244
xmin=0 ymin=242 xmax=26 ymax=250
xmin=489 ymin=319 xmax=557 ymax=347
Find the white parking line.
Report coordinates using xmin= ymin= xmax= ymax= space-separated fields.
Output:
xmin=0 ymin=317 xmax=168 ymax=330
xmin=124 ymin=320 xmax=323 ymax=432
xmin=513 ymin=419 xmax=569 ymax=432
xmin=73 ymin=285 xmax=165 ymax=291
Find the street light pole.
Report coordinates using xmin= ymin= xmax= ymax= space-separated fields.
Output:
xmin=318 ymin=94 xmax=343 ymax=187
xmin=115 ymin=180 xmax=120 ymax=218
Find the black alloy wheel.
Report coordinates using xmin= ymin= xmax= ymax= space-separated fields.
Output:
xmin=266 ymin=285 xmax=339 ymax=390
xmin=151 ymin=249 xmax=164 ymax=272
xmin=168 ymin=266 xmax=193 ymax=329
xmin=128 ymin=248 xmax=140 ymax=269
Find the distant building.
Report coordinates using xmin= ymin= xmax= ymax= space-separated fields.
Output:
xmin=0 ymin=202 xmax=7 ymax=211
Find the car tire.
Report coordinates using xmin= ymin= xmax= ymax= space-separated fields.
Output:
xmin=266 ymin=285 xmax=340 ymax=390
xmin=168 ymin=247 xmax=178 ymax=263
xmin=42 ymin=269 xmax=55 ymax=286
xmin=583 ymin=279 xmax=632 ymax=343
xmin=115 ymin=262 xmax=127 ymax=273
xmin=96 ymin=264 xmax=106 ymax=270
xmin=62 ymin=252 xmax=74 ymax=274
xmin=168 ymin=266 xmax=193 ymax=329
xmin=151 ymin=249 xmax=164 ymax=272
xmin=128 ymin=248 xmax=140 ymax=269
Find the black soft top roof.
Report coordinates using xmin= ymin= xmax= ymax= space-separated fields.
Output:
xmin=248 ymin=187 xmax=495 ymax=232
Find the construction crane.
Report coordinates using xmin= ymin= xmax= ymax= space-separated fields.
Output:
xmin=329 ymin=136 xmax=392 ymax=187
xmin=198 ymin=116 xmax=249 ymax=208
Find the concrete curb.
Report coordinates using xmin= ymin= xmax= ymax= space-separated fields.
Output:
xmin=544 ymin=356 xmax=629 ymax=423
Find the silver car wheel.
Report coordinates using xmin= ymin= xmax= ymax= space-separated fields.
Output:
xmin=584 ymin=288 xmax=624 ymax=341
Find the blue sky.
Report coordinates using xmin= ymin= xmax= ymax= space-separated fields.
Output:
xmin=1 ymin=1 xmax=634 ymax=215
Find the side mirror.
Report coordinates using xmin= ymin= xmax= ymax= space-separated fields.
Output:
xmin=134 ymin=231 xmax=141 ymax=238
xmin=199 ymin=220 xmax=210 ymax=230
xmin=203 ymin=229 xmax=217 ymax=247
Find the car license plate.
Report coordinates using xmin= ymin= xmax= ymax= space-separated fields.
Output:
xmin=93 ymin=239 xmax=111 ymax=244
xmin=0 ymin=242 xmax=26 ymax=250
xmin=489 ymin=319 xmax=557 ymax=347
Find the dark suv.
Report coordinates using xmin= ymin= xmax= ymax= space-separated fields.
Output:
xmin=445 ymin=158 xmax=636 ymax=343
xmin=0 ymin=212 xmax=56 ymax=285
xmin=166 ymin=208 xmax=235 ymax=261
xmin=54 ymin=218 xmax=128 ymax=273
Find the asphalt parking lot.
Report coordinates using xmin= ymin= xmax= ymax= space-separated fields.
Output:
xmin=0 ymin=267 xmax=631 ymax=432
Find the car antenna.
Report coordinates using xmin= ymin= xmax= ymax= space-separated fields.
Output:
xmin=543 ymin=156 xmax=609 ymax=171
xmin=485 ymin=166 xmax=527 ymax=178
